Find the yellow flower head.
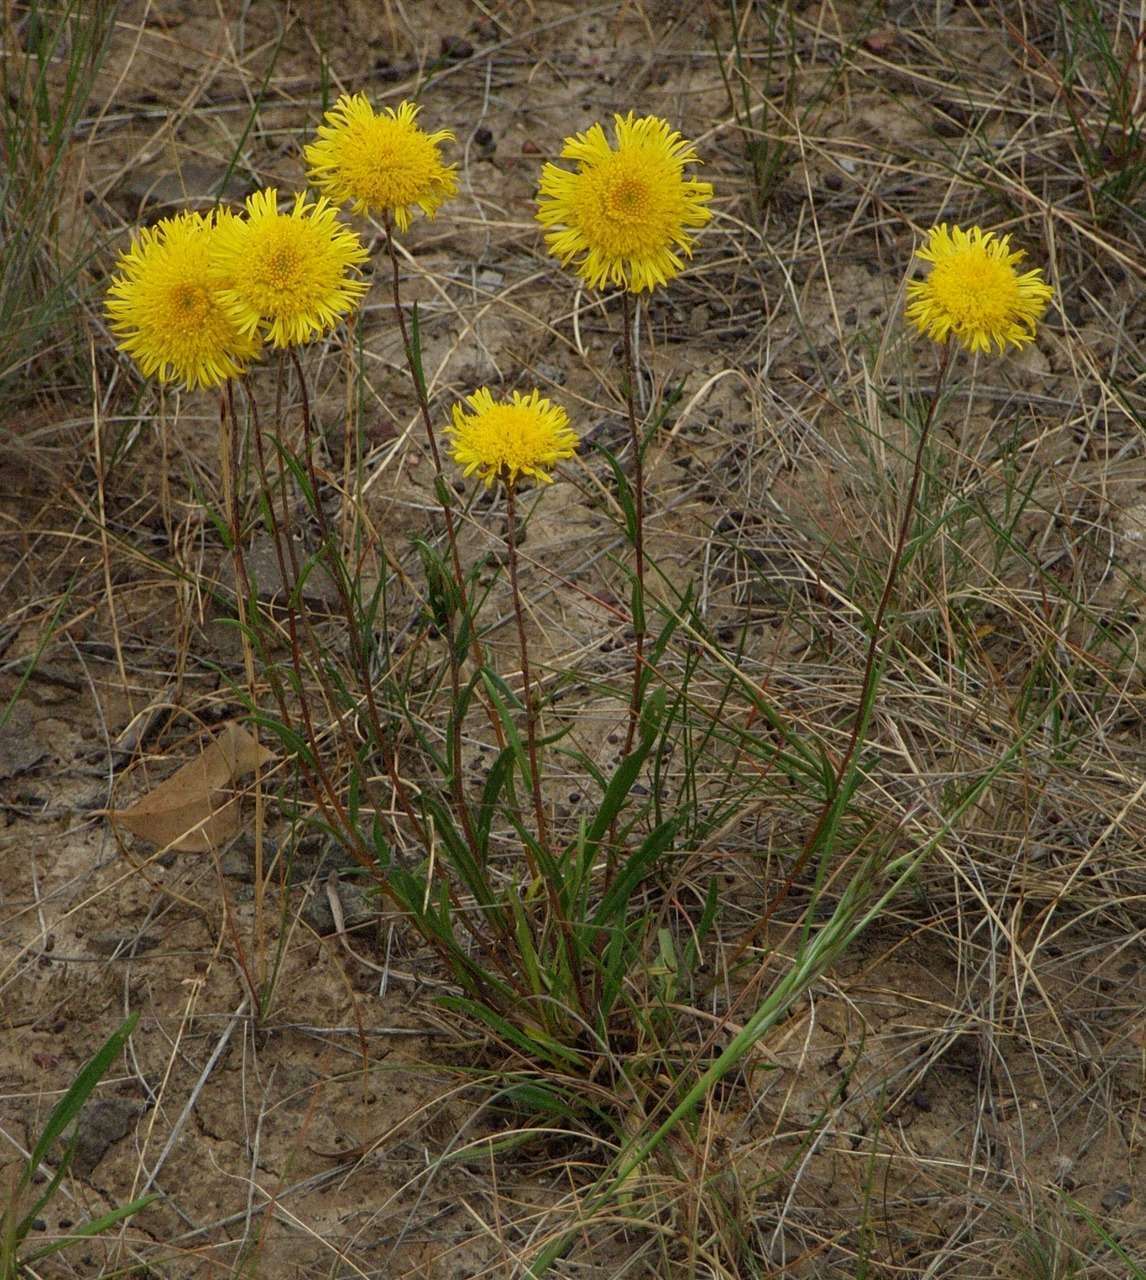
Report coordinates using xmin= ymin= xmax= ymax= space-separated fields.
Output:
xmin=209 ymin=188 xmax=369 ymax=349
xmin=536 ymin=111 xmax=714 ymax=293
xmin=104 ymin=211 xmax=261 ymax=390
xmin=304 ymin=94 xmax=457 ymax=231
xmin=446 ymin=388 xmax=578 ymax=489
xmin=905 ymin=223 xmax=1054 ymax=355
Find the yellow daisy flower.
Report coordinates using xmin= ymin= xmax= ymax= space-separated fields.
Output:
xmin=446 ymin=388 xmax=578 ymax=489
xmin=104 ymin=211 xmax=260 ymax=390
xmin=209 ymin=188 xmax=369 ymax=349
xmin=304 ymin=94 xmax=457 ymax=232
xmin=905 ymin=223 xmax=1054 ymax=355
xmin=536 ymin=111 xmax=714 ymax=293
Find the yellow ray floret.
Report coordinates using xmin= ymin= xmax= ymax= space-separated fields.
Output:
xmin=447 ymin=388 xmax=578 ymax=489
xmin=105 ymin=211 xmax=261 ymax=390
xmin=209 ymin=188 xmax=369 ymax=349
xmin=536 ymin=111 xmax=714 ymax=293
xmin=905 ymin=223 xmax=1054 ymax=355
xmin=305 ymin=94 xmax=457 ymax=232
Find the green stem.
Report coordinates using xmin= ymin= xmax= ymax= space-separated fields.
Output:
xmin=504 ymin=481 xmax=549 ymax=856
xmin=505 ymin=479 xmax=590 ymax=1018
xmin=286 ymin=348 xmax=433 ymax=852
xmin=620 ymin=289 xmax=647 ymax=762
xmin=218 ymin=386 xmax=265 ymax=1005
xmin=381 ymin=214 xmax=498 ymax=848
xmin=728 ymin=340 xmax=954 ymax=961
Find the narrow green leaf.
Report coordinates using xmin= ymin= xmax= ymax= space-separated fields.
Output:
xmin=592 ymin=817 xmax=679 ymax=928
xmin=596 ymin=443 xmax=636 ymax=542
xmin=408 ymin=303 xmax=428 ymax=401
xmin=21 ymin=1195 xmax=157 ymax=1265
xmin=26 ymin=1012 xmax=138 ymax=1176
xmin=583 ymin=688 xmax=666 ymax=850
xmin=438 ymin=996 xmax=585 ymax=1070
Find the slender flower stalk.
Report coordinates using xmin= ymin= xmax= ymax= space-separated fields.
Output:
xmin=730 ymin=224 xmax=1053 ymax=968
xmin=619 ymin=291 xmax=646 ymax=761
xmin=536 ymin=113 xmax=712 ymax=776
xmin=504 ymin=482 xmax=549 ymax=856
xmin=217 ymin=385 xmax=267 ymax=1005
xmin=445 ymin=386 xmax=578 ymax=856
xmin=376 ymin=219 xmax=491 ymax=850
xmin=283 ymin=349 xmax=453 ymax=856
xmin=380 ymin=212 xmax=512 ymax=770
xmin=245 ymin=379 xmax=518 ymax=989
xmin=723 ymin=343 xmax=954 ymax=978
xmin=381 ymin=214 xmax=459 ymax=534
xmin=446 ymin=386 xmax=587 ymax=1014
xmin=503 ymin=479 xmax=589 ymax=1017
xmin=244 ymin=389 xmax=377 ymax=863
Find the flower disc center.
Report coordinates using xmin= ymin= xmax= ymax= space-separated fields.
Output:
xmin=264 ymin=241 xmax=302 ymax=290
xmin=170 ymin=282 xmax=212 ymax=324
xmin=605 ymin=173 xmax=648 ymax=220
xmin=931 ymin=254 xmax=1015 ymax=326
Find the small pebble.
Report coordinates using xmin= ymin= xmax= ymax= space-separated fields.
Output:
xmin=439 ymin=35 xmax=473 ymax=61
xmin=1101 ymin=1183 xmax=1132 ymax=1212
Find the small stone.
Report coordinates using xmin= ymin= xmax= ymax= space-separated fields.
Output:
xmin=1101 ymin=1183 xmax=1132 ymax=1212
xmin=219 ymin=849 xmax=254 ymax=882
xmin=439 ymin=34 xmax=473 ymax=61
xmin=69 ymin=1099 xmax=146 ymax=1177
xmin=302 ymin=891 xmax=334 ymax=935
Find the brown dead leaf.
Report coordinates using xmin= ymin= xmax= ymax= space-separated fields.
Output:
xmin=110 ymin=723 xmax=274 ymax=852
